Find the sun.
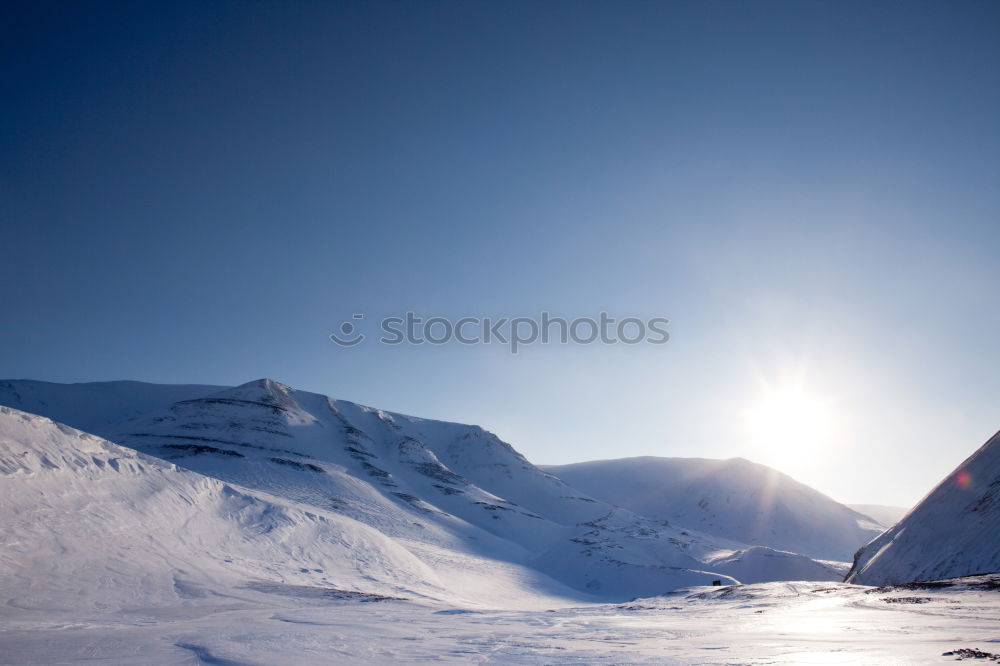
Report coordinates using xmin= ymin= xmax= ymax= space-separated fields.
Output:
xmin=746 ymin=385 xmax=834 ymax=463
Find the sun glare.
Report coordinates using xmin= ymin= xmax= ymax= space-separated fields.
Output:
xmin=746 ymin=386 xmax=834 ymax=463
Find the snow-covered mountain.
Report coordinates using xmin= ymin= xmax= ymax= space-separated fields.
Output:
xmin=846 ymin=430 xmax=1000 ymax=586
xmin=0 ymin=378 xmax=866 ymax=602
xmin=8 ymin=404 xmax=647 ymax=621
xmin=0 ymin=405 xmax=461 ymax=613
xmin=101 ymin=379 xmax=758 ymax=598
xmin=543 ymin=457 xmax=883 ymax=561
xmin=0 ymin=379 xmax=224 ymax=434
xmin=0 ymin=382 xmax=738 ymax=602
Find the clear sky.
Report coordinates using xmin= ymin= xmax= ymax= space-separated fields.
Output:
xmin=3 ymin=1 xmax=998 ymax=507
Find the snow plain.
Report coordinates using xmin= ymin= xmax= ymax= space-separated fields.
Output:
xmin=3 ymin=577 xmax=999 ymax=664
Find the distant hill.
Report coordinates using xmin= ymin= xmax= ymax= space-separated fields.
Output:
xmin=544 ymin=456 xmax=882 ymax=561
xmin=847 ymin=503 xmax=909 ymax=528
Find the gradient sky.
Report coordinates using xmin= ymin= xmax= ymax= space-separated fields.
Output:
xmin=3 ymin=1 xmax=999 ymax=507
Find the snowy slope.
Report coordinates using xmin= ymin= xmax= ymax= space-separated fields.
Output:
xmin=544 ymin=457 xmax=882 ymax=561
xmin=704 ymin=546 xmax=846 ymax=584
xmin=0 ymin=405 xmax=437 ymax=612
xmin=846 ymin=430 xmax=1000 ymax=586
xmin=0 ymin=405 xmax=589 ymax=616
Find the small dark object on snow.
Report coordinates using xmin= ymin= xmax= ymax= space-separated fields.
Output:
xmin=712 ymin=580 xmax=722 ymax=586
xmin=942 ymin=647 xmax=1000 ymax=661
xmin=882 ymin=596 xmax=932 ymax=604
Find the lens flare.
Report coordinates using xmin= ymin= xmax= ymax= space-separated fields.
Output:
xmin=955 ymin=469 xmax=971 ymax=489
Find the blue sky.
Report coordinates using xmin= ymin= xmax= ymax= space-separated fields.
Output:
xmin=2 ymin=1 xmax=998 ymax=506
